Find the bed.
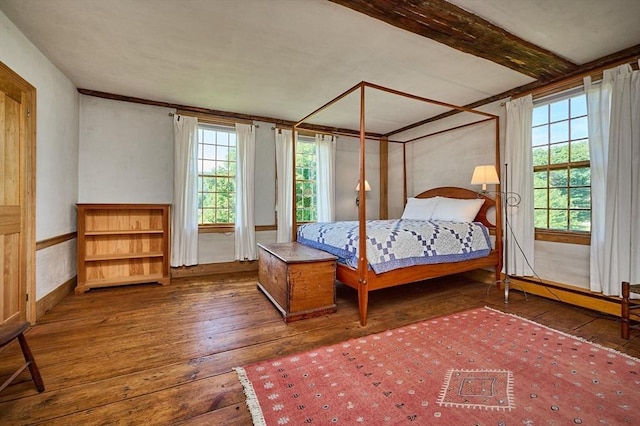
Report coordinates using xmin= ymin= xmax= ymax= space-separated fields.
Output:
xmin=298 ymin=187 xmax=502 ymax=324
xmin=291 ymin=82 xmax=503 ymax=326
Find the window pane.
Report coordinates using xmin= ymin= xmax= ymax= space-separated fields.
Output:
xmin=549 ymin=188 xmax=567 ymax=208
xmin=202 ymin=144 xmax=215 ymax=158
xmin=533 ymin=170 xmax=548 ymax=187
xmin=570 ymin=187 xmax=590 ymax=209
xmin=569 ymin=167 xmax=590 ymax=187
xmin=534 ymin=188 xmax=548 ymax=208
xmin=532 ymin=125 xmax=548 ymax=146
xmin=571 ymin=94 xmax=587 ymax=118
xmin=202 ymin=176 xmax=215 ymax=192
xmin=549 ymin=169 xmax=568 ymax=187
xmin=532 ymin=146 xmax=548 ymax=166
xmin=216 ymin=145 xmax=228 ymax=160
xmin=532 ymin=106 xmax=548 ymax=126
xmin=202 ymin=208 xmax=215 ymax=224
xmin=534 ymin=209 xmax=548 ymax=228
xmin=550 ymin=121 xmax=569 ymax=143
xmin=550 ymin=99 xmax=569 ymax=122
xmin=550 ymin=142 xmax=569 ymax=164
xmin=202 ymin=129 xmax=216 ymax=144
xmin=570 ymin=210 xmax=591 ymax=232
xmin=570 ymin=116 xmax=588 ymax=139
xmin=201 ymin=159 xmax=216 ymax=173
xmin=570 ymin=139 xmax=589 ymax=162
xmin=549 ymin=209 xmax=568 ymax=230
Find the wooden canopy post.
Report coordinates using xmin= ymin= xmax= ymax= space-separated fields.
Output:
xmin=357 ymin=83 xmax=369 ymax=326
xmin=494 ymin=116 xmax=503 ymax=283
xmin=402 ymin=143 xmax=407 ymax=203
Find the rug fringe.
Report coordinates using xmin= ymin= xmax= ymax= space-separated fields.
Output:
xmin=233 ymin=367 xmax=267 ymax=426
xmin=482 ymin=306 xmax=640 ymax=363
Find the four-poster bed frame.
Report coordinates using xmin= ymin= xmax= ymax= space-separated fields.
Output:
xmin=291 ymin=82 xmax=502 ymax=326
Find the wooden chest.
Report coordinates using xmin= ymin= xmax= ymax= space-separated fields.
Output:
xmin=257 ymin=242 xmax=337 ymax=322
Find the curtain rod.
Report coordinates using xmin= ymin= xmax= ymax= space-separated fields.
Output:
xmin=271 ymin=125 xmax=342 ymax=139
xmin=169 ymin=112 xmax=258 ymax=127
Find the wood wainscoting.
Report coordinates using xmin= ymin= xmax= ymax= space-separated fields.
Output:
xmin=35 ymin=232 xmax=77 ymax=320
xmin=464 ymin=269 xmax=638 ymax=322
xmin=171 ymin=260 xmax=258 ymax=278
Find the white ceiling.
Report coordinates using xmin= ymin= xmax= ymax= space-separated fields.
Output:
xmin=1 ymin=0 xmax=639 ymax=135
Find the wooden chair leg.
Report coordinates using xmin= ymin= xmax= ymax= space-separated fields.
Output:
xmin=17 ymin=333 xmax=45 ymax=392
xmin=622 ymin=281 xmax=630 ymax=340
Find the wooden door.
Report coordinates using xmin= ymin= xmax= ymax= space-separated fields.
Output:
xmin=0 ymin=61 xmax=36 ymax=324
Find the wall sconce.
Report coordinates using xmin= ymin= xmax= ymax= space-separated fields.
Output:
xmin=470 ymin=165 xmax=500 ymax=192
xmin=355 ymin=180 xmax=371 ymax=207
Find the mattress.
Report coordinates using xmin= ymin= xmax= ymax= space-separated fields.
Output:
xmin=297 ymin=219 xmax=492 ymax=274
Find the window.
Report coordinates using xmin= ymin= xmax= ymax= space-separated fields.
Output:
xmin=295 ymin=136 xmax=317 ymax=222
xmin=197 ymin=124 xmax=236 ymax=225
xmin=532 ymin=93 xmax=590 ymax=232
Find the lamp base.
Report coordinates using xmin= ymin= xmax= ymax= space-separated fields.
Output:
xmin=486 ymin=274 xmax=528 ymax=303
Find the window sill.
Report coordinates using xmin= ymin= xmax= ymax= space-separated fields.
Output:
xmin=534 ymin=229 xmax=590 ymax=245
xmin=198 ymin=225 xmax=277 ymax=234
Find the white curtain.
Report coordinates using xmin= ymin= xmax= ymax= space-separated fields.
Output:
xmin=171 ymin=114 xmax=199 ymax=267
xmin=315 ymin=134 xmax=336 ymax=222
xmin=585 ymin=73 xmax=611 ymax=293
xmin=586 ymin=63 xmax=640 ymax=295
xmin=235 ymin=123 xmax=257 ymax=260
xmin=275 ymin=129 xmax=293 ymax=242
xmin=505 ymin=95 xmax=535 ymax=277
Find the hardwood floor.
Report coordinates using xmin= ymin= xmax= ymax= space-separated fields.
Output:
xmin=1 ymin=272 xmax=638 ymax=425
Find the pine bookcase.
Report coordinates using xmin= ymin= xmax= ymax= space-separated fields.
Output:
xmin=76 ymin=204 xmax=171 ymax=294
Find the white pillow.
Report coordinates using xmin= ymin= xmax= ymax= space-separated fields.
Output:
xmin=401 ymin=197 xmax=439 ymax=220
xmin=431 ymin=197 xmax=484 ymax=222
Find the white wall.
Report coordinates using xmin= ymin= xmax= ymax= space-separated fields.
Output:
xmin=389 ymin=104 xmax=503 ymax=217
xmin=334 ymin=135 xmax=380 ymax=221
xmin=0 ymin=10 xmax=79 ymax=300
xmin=78 ymin=96 xmax=174 ymax=203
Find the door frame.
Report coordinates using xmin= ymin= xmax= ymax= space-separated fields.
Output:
xmin=0 ymin=60 xmax=37 ymax=323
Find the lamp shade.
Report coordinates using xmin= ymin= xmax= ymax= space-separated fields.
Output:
xmin=471 ymin=165 xmax=500 ymax=191
xmin=355 ymin=180 xmax=371 ymax=192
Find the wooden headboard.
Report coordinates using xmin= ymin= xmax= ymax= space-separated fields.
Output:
xmin=414 ymin=186 xmax=496 ymax=229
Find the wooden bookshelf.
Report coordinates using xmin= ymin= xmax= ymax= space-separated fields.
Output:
xmin=76 ymin=204 xmax=171 ymax=294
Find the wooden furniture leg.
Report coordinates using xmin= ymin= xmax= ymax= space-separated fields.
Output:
xmin=0 ymin=321 xmax=45 ymax=393
xmin=621 ymin=281 xmax=640 ymax=340
xmin=622 ymin=281 xmax=630 ymax=339
xmin=358 ymin=281 xmax=369 ymax=327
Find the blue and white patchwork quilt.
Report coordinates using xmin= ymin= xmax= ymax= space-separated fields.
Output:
xmin=297 ymin=219 xmax=492 ymax=274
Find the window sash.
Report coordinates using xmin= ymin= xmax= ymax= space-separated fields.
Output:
xmin=295 ymin=137 xmax=317 ymax=223
xmin=532 ymin=92 xmax=591 ymax=236
xmin=197 ymin=124 xmax=236 ymax=226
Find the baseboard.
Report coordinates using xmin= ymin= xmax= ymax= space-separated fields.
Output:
xmin=36 ymin=276 xmax=76 ymax=320
xmin=171 ymin=260 xmax=258 ymax=278
xmin=463 ymin=269 xmax=631 ymax=320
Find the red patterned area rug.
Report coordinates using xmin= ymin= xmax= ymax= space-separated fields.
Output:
xmin=234 ymin=307 xmax=639 ymax=425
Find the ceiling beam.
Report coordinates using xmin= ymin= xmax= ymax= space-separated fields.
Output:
xmin=329 ymin=0 xmax=578 ymax=82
